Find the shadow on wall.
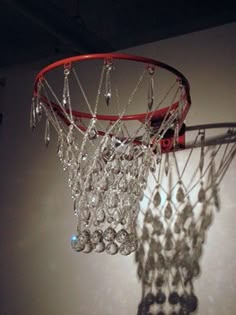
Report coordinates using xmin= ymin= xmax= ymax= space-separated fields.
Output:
xmin=135 ymin=123 xmax=236 ymax=315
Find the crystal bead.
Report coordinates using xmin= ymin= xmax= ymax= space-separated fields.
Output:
xmin=107 ymin=216 xmax=114 ymax=223
xmin=96 ymin=208 xmax=106 ymax=223
xmin=183 ymin=203 xmax=193 ymax=217
xmin=106 ymin=242 xmax=118 ymax=255
xmin=164 ymin=202 xmax=172 ymax=220
xmin=30 ymin=97 xmax=36 ymax=130
xmin=164 ymin=153 xmax=169 ymax=176
xmin=99 ymin=178 xmax=108 ymax=191
xmin=95 ymin=241 xmax=105 ymax=253
xmin=78 ymin=230 xmax=90 ymax=245
xmin=144 ymin=292 xmax=155 ymax=306
xmin=172 ymin=271 xmax=181 ymax=286
xmin=150 ymin=159 xmax=156 ymax=173
xmin=176 ymin=185 xmax=185 ymax=203
xmin=165 ymin=238 xmax=173 ymax=251
xmin=137 ymin=301 xmax=149 ymax=315
xmin=144 ymin=208 xmax=153 ymax=223
xmin=119 ymin=242 xmax=132 ymax=256
xmin=174 ymin=222 xmax=181 ymax=234
xmin=153 ymin=190 xmax=161 ymax=207
xmin=103 ymin=227 xmax=116 ymax=241
xmin=116 ymin=229 xmax=129 ymax=243
xmin=91 ymin=230 xmax=103 ymax=244
xmin=146 ymin=255 xmax=156 ymax=270
xmin=118 ymin=177 xmax=128 ymax=192
xmin=36 ymin=101 xmax=43 ymax=121
xmin=156 ymin=254 xmax=165 ymax=269
xmin=83 ymin=242 xmax=93 ymax=253
xmin=185 ymin=293 xmax=198 ymax=312
xmin=153 ymin=217 xmax=164 ymax=235
xmin=107 ymin=194 xmax=118 ymax=208
xmin=168 ymin=291 xmax=180 ymax=305
xmin=155 ymin=290 xmax=166 ymax=304
xmin=198 ymin=187 xmax=205 ymax=202
xmin=111 ymin=159 xmax=120 ymax=174
xmin=88 ymin=127 xmax=97 ymax=140
xmin=147 ymin=70 xmax=154 ymax=111
xmin=155 ymin=276 xmax=164 ymax=287
xmin=44 ymin=119 xmax=50 ymax=147
xmin=71 ymin=235 xmax=85 ymax=252
xmin=142 ymin=226 xmax=149 ymax=241
xmin=155 ymin=241 xmax=162 ymax=253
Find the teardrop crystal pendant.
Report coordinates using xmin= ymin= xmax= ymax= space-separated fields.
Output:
xmin=30 ymin=97 xmax=36 ymax=130
xmin=104 ymin=62 xmax=112 ymax=106
xmin=36 ymin=100 xmax=43 ymax=122
xmin=198 ymin=184 xmax=205 ymax=203
xmin=176 ymin=185 xmax=185 ymax=203
xmin=147 ymin=66 xmax=154 ymax=111
xmin=153 ymin=188 xmax=161 ymax=207
xmin=44 ymin=118 xmax=50 ymax=147
xmin=164 ymin=202 xmax=173 ymax=220
xmin=88 ymin=127 xmax=97 ymax=140
xmin=62 ymin=66 xmax=71 ymax=108
xmin=164 ymin=153 xmax=169 ymax=176
xmin=57 ymin=131 xmax=64 ymax=160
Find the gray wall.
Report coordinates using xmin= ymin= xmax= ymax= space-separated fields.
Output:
xmin=0 ymin=23 xmax=236 ymax=315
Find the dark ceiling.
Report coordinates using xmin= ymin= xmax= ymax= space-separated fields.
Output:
xmin=1 ymin=0 xmax=236 ymax=68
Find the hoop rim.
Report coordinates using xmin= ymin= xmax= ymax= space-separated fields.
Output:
xmin=34 ymin=53 xmax=191 ymax=129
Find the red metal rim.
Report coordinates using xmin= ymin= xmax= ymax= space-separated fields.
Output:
xmin=34 ymin=53 xmax=191 ymax=125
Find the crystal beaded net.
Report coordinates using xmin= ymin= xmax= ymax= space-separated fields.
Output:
xmin=31 ymin=54 xmax=191 ymax=255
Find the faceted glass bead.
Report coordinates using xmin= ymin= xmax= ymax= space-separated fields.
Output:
xmin=103 ymin=227 xmax=116 ymax=241
xmin=182 ymin=203 xmax=193 ymax=218
xmin=174 ymin=222 xmax=181 ymax=234
xmin=155 ymin=276 xmax=164 ymax=287
xmin=106 ymin=242 xmax=118 ymax=255
xmin=119 ymin=243 xmax=132 ymax=256
xmin=165 ymin=238 xmax=173 ymax=251
xmin=118 ymin=177 xmax=128 ymax=192
xmin=116 ymin=229 xmax=129 ymax=243
xmin=155 ymin=241 xmax=162 ymax=253
xmin=83 ymin=242 xmax=93 ymax=253
xmin=91 ymin=230 xmax=103 ymax=244
xmin=153 ymin=190 xmax=161 ymax=207
xmin=168 ymin=291 xmax=180 ymax=305
xmin=144 ymin=292 xmax=155 ymax=306
xmin=176 ymin=185 xmax=185 ymax=203
xmin=144 ymin=208 xmax=153 ymax=223
xmin=142 ymin=226 xmax=150 ymax=241
xmin=71 ymin=235 xmax=85 ymax=252
xmin=198 ymin=187 xmax=206 ymax=202
xmin=156 ymin=254 xmax=165 ymax=269
xmin=96 ymin=208 xmax=106 ymax=223
xmin=153 ymin=218 xmax=164 ymax=235
xmin=78 ymin=230 xmax=90 ymax=245
xmin=88 ymin=127 xmax=97 ymax=140
xmin=185 ymin=294 xmax=198 ymax=312
xmin=95 ymin=241 xmax=105 ymax=253
xmin=155 ymin=290 xmax=166 ymax=304
xmin=164 ymin=202 xmax=173 ymax=220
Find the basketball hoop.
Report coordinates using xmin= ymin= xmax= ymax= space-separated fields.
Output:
xmin=31 ymin=53 xmax=191 ymax=255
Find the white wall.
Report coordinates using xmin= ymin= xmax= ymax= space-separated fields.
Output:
xmin=0 ymin=23 xmax=236 ymax=315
